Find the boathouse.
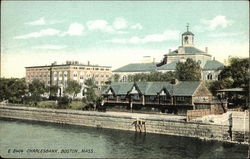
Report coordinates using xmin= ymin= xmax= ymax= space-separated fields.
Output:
xmin=102 ymin=80 xmax=213 ymax=114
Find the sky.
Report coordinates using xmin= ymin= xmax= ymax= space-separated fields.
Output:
xmin=1 ymin=1 xmax=249 ymax=78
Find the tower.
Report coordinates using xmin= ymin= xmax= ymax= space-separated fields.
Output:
xmin=182 ymin=23 xmax=194 ymax=47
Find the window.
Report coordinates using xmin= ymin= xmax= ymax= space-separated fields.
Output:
xmin=122 ymin=75 xmax=127 ymax=82
xmin=80 ymin=75 xmax=84 ymax=79
xmin=106 ymin=75 xmax=109 ymax=78
xmin=207 ymin=73 xmax=212 ymax=80
xmin=177 ymin=97 xmax=185 ymax=101
xmin=95 ymin=75 xmax=99 ymax=78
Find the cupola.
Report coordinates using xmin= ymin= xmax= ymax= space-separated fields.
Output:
xmin=182 ymin=23 xmax=194 ymax=47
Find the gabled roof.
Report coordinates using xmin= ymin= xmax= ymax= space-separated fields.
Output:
xmin=157 ymin=61 xmax=178 ymax=70
xmin=165 ymin=47 xmax=210 ymax=56
xmin=203 ymin=60 xmax=224 ymax=70
xmin=173 ymin=81 xmax=201 ymax=96
xmin=103 ymin=81 xmax=202 ymax=96
xmin=113 ymin=63 xmax=157 ymax=72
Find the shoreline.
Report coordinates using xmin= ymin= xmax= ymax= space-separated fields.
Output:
xmin=0 ymin=105 xmax=248 ymax=145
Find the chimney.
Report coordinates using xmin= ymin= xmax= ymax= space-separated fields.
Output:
xmin=153 ymin=58 xmax=156 ymax=64
xmin=205 ymin=47 xmax=208 ymax=53
xmin=178 ymin=46 xmax=184 ymax=54
xmin=169 ymin=49 xmax=171 ymax=53
xmin=213 ymin=57 xmax=215 ymax=61
xmin=87 ymin=61 xmax=90 ymax=66
xmin=170 ymin=79 xmax=179 ymax=85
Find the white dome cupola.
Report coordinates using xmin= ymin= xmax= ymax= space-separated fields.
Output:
xmin=182 ymin=23 xmax=194 ymax=47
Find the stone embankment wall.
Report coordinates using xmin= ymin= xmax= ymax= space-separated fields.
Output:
xmin=0 ymin=106 xmax=241 ymax=143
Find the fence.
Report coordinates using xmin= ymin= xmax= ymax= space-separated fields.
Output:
xmin=187 ymin=109 xmax=212 ymax=121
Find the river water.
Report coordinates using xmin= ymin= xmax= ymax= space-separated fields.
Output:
xmin=0 ymin=118 xmax=248 ymax=158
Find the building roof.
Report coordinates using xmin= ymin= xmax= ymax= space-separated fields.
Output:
xmin=217 ymin=88 xmax=245 ymax=92
xmin=165 ymin=47 xmax=208 ymax=56
xmin=113 ymin=63 xmax=157 ymax=72
xmin=173 ymin=81 xmax=201 ymax=96
xmin=157 ymin=61 xmax=178 ymax=70
xmin=103 ymin=81 xmax=202 ymax=96
xmin=202 ymin=60 xmax=224 ymax=70
xmin=182 ymin=31 xmax=194 ymax=36
xmin=25 ymin=63 xmax=111 ymax=69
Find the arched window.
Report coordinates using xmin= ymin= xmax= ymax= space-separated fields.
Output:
xmin=122 ymin=75 xmax=127 ymax=82
xmin=207 ymin=73 xmax=212 ymax=80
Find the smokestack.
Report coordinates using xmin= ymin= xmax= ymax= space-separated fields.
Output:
xmin=213 ymin=57 xmax=215 ymax=61
xmin=205 ymin=47 xmax=208 ymax=53
xmin=87 ymin=61 xmax=90 ymax=66
xmin=169 ymin=49 xmax=171 ymax=53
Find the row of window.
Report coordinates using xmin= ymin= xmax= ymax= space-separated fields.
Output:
xmin=74 ymin=67 xmax=110 ymax=71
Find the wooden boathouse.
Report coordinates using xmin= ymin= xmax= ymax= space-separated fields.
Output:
xmin=102 ymin=80 xmax=213 ymax=115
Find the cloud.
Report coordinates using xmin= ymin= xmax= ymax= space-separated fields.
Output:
xmin=202 ymin=16 xmax=233 ymax=30
xmin=64 ymin=23 xmax=84 ymax=36
xmin=113 ymin=17 xmax=128 ymax=30
xmin=86 ymin=19 xmax=127 ymax=34
xmin=131 ymin=23 xmax=143 ymax=30
xmin=14 ymin=28 xmax=61 ymax=39
xmin=25 ymin=17 xmax=46 ymax=25
xmin=32 ymin=45 xmax=67 ymax=50
xmin=208 ymin=32 xmax=239 ymax=37
xmin=25 ymin=17 xmax=62 ymax=26
xmin=109 ymin=30 xmax=180 ymax=44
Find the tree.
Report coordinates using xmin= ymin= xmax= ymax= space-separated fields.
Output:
xmin=28 ymin=80 xmax=47 ymax=104
xmin=176 ymin=58 xmax=201 ymax=81
xmin=48 ymin=85 xmax=59 ymax=99
xmin=84 ymin=78 xmax=98 ymax=104
xmin=112 ymin=74 xmax=120 ymax=82
xmin=64 ymin=80 xmax=81 ymax=99
xmin=0 ymin=78 xmax=28 ymax=103
xmin=126 ymin=72 xmax=176 ymax=82
xmin=207 ymin=57 xmax=249 ymax=109
xmin=219 ymin=57 xmax=249 ymax=89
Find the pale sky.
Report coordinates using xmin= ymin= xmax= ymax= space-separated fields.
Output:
xmin=1 ymin=1 xmax=249 ymax=78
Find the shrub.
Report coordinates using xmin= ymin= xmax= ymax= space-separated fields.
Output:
xmin=69 ymin=101 xmax=85 ymax=110
xmin=56 ymin=96 xmax=71 ymax=109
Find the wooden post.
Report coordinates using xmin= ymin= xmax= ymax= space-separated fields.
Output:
xmin=142 ymin=95 xmax=145 ymax=105
xmin=159 ymin=96 xmax=160 ymax=105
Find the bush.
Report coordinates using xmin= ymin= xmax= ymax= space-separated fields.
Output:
xmin=69 ymin=101 xmax=86 ymax=110
xmin=37 ymin=101 xmax=57 ymax=108
xmin=56 ymin=96 xmax=71 ymax=109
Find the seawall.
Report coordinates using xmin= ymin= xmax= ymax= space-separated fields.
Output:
xmin=0 ymin=105 xmax=246 ymax=144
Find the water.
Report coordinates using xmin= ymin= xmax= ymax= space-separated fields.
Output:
xmin=0 ymin=118 xmax=248 ymax=158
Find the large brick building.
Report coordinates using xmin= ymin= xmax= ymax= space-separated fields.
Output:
xmin=25 ymin=61 xmax=112 ymax=92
